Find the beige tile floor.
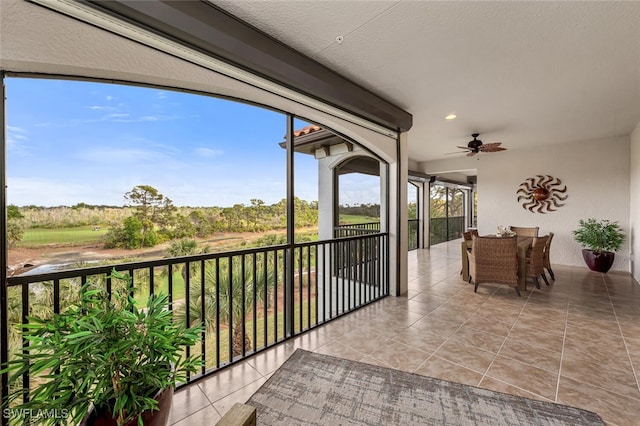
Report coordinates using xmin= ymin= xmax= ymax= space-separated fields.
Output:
xmin=169 ymin=240 xmax=640 ymax=426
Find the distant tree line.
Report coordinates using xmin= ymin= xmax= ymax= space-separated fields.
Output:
xmin=10 ymin=205 xmax=128 ymax=229
xmin=7 ymin=185 xmax=319 ymax=250
xmin=103 ymin=185 xmax=319 ymax=249
xmin=338 ymin=203 xmax=380 ymax=218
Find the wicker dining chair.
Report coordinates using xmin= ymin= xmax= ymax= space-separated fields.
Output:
xmin=543 ymin=232 xmax=555 ymax=280
xmin=463 ymin=229 xmax=478 ymax=241
xmin=460 ymin=232 xmax=474 ymax=276
xmin=468 ymin=235 xmax=520 ymax=296
xmin=509 ymin=226 xmax=539 ymax=237
xmin=525 ymin=235 xmax=550 ymax=289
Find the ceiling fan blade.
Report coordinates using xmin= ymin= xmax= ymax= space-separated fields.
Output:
xmin=479 ymin=142 xmax=502 ymax=149
xmin=480 ymin=146 xmax=507 ymax=153
xmin=449 ymin=136 xmax=505 ymax=156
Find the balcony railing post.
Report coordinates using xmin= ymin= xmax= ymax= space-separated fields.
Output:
xmin=184 ymin=263 xmax=192 ymax=381
xmin=21 ymin=283 xmax=29 ymax=404
xmin=274 ymin=252 xmax=279 ymax=341
xmin=262 ymin=252 xmax=268 ymax=350
xmin=200 ymin=259 xmax=206 ymax=376
xmin=327 ymin=242 xmax=333 ymax=321
xmin=228 ymin=257 xmax=233 ymax=362
xmin=308 ymin=245 xmax=313 ymax=329
xmin=252 ymin=252 xmax=257 ymax=354
xmin=215 ymin=257 xmax=220 ymax=369
xmin=298 ymin=247 xmax=303 ymax=332
xmin=285 ymin=247 xmax=293 ymax=338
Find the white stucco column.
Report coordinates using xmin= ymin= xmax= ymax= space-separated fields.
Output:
xmin=386 ymin=132 xmax=408 ymax=296
xmin=317 ymin=155 xmax=335 ymax=241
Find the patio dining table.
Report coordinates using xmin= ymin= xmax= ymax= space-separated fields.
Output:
xmin=461 ymin=236 xmax=534 ymax=291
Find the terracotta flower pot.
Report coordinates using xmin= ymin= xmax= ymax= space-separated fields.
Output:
xmin=581 ymin=249 xmax=615 ymax=273
xmin=80 ymin=387 xmax=174 ymax=426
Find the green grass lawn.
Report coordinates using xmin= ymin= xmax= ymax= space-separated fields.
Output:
xmin=18 ymin=226 xmax=109 ymax=246
xmin=131 ymin=270 xmax=186 ymax=306
xmin=338 ymin=214 xmax=380 ymax=225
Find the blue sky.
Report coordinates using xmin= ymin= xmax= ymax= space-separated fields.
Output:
xmin=6 ymin=77 xmax=325 ymax=207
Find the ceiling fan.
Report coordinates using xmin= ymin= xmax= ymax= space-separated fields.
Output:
xmin=447 ymin=133 xmax=507 ymax=157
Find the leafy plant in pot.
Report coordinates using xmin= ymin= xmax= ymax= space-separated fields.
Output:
xmin=1 ymin=270 xmax=203 ymax=426
xmin=572 ymin=218 xmax=625 ymax=273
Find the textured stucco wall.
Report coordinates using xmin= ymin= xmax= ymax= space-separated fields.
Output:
xmin=630 ymin=121 xmax=640 ymax=281
xmin=420 ymin=137 xmax=631 ymax=272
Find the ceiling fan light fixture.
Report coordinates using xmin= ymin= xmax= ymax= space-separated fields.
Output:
xmin=445 ymin=113 xmax=457 ymax=120
xmin=446 ymin=133 xmax=507 ymax=157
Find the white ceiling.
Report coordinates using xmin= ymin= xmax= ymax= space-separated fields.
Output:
xmin=210 ymin=0 xmax=640 ymax=162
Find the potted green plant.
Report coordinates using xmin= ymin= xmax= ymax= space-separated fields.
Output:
xmin=573 ymin=218 xmax=625 ymax=273
xmin=1 ymin=270 xmax=203 ymax=426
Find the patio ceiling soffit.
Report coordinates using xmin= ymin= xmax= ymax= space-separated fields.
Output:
xmin=30 ymin=0 xmax=413 ymax=136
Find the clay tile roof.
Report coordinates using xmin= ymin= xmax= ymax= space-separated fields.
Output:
xmin=293 ymin=125 xmax=322 ymax=137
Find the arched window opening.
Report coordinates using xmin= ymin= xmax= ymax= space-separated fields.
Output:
xmin=2 ymin=75 xmax=391 ymax=393
xmin=334 ymin=156 xmax=382 ymax=238
xmin=5 ymin=76 xmax=290 ymax=276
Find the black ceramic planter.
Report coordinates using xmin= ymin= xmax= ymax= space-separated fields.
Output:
xmin=581 ymin=249 xmax=615 ymax=273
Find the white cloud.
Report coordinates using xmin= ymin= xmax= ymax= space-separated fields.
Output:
xmin=87 ymin=105 xmax=114 ymax=111
xmin=99 ymin=114 xmax=178 ymax=123
xmin=7 ymin=125 xmax=26 ymax=134
xmin=139 ymin=116 xmax=159 ymax=122
xmin=194 ymin=147 xmax=224 ymax=158
xmin=32 ymin=121 xmax=55 ymax=128
xmin=6 ymin=126 xmax=29 ymax=153
xmin=105 ymin=113 xmax=130 ymax=119
xmin=338 ymin=174 xmax=381 ymax=206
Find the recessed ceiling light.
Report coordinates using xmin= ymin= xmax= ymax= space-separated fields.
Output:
xmin=445 ymin=114 xmax=457 ymax=120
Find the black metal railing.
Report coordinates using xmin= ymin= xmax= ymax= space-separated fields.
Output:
xmin=335 ymin=220 xmax=419 ymax=250
xmin=333 ymin=222 xmax=381 ymax=238
xmin=430 ymin=216 xmax=465 ymax=245
xmin=333 ymin=223 xmax=382 ymax=278
xmin=408 ymin=219 xmax=419 ymax=251
xmin=1 ymin=233 xmax=388 ymax=407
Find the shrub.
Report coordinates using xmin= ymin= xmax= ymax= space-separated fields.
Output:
xmin=573 ymin=218 xmax=624 ymax=253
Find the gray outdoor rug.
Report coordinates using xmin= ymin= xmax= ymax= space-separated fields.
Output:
xmin=246 ymin=349 xmax=604 ymax=425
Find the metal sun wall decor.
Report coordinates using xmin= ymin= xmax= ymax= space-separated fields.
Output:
xmin=516 ymin=175 xmax=568 ymax=213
